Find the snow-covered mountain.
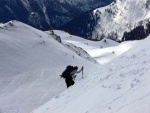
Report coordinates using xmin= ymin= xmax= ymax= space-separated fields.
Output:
xmin=1 ymin=20 xmax=150 ymax=113
xmin=1 ymin=0 xmax=150 ymax=112
xmin=32 ymin=35 xmax=150 ymax=113
xmin=0 ymin=0 xmax=113 ymax=29
xmin=63 ymin=0 xmax=150 ymax=41
xmin=45 ymin=30 xmax=121 ymax=64
xmin=46 ymin=30 xmax=135 ymax=64
xmin=0 ymin=21 xmax=99 ymax=113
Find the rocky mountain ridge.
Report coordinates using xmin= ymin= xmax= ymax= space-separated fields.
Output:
xmin=0 ymin=0 xmax=113 ymax=29
xmin=63 ymin=0 xmax=150 ymax=41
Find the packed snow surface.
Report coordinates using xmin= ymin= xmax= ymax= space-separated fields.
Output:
xmin=0 ymin=21 xmax=150 ymax=113
xmin=51 ymin=30 xmax=137 ymax=64
xmin=0 ymin=21 xmax=99 ymax=113
xmin=32 ymin=35 xmax=150 ymax=113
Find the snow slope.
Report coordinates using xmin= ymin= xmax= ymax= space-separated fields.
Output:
xmin=47 ymin=30 xmax=137 ymax=64
xmin=63 ymin=0 xmax=150 ymax=41
xmin=32 ymin=35 xmax=150 ymax=113
xmin=92 ymin=0 xmax=150 ymax=40
xmin=52 ymin=30 xmax=119 ymax=48
xmin=0 ymin=21 xmax=99 ymax=113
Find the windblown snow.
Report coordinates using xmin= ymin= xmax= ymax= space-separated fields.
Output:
xmin=0 ymin=21 xmax=98 ymax=113
xmin=32 ymin=35 xmax=150 ymax=113
xmin=0 ymin=21 xmax=150 ymax=113
xmin=48 ymin=30 xmax=136 ymax=64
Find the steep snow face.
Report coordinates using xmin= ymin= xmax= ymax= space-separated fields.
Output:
xmin=46 ymin=30 xmax=121 ymax=64
xmin=0 ymin=0 xmax=113 ymax=29
xmin=63 ymin=0 xmax=150 ymax=41
xmin=47 ymin=30 xmax=137 ymax=64
xmin=31 ymin=35 xmax=150 ymax=113
xmin=52 ymin=30 xmax=119 ymax=48
xmin=93 ymin=0 xmax=150 ymax=40
xmin=0 ymin=21 xmax=99 ymax=113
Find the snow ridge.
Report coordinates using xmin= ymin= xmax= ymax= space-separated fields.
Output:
xmin=32 ymin=36 xmax=150 ymax=113
xmin=63 ymin=0 xmax=150 ymax=41
xmin=93 ymin=0 xmax=150 ymax=40
xmin=0 ymin=21 xmax=99 ymax=113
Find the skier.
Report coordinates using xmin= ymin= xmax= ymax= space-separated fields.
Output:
xmin=65 ymin=66 xmax=83 ymax=88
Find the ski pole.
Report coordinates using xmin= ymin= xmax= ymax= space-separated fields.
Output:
xmin=82 ymin=66 xmax=83 ymax=79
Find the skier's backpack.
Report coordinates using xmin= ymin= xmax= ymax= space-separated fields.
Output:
xmin=60 ymin=65 xmax=73 ymax=79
